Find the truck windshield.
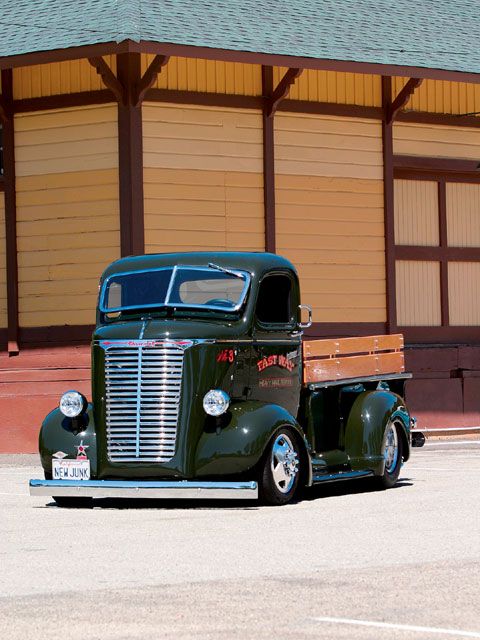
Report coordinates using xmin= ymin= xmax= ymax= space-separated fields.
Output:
xmin=100 ymin=266 xmax=250 ymax=315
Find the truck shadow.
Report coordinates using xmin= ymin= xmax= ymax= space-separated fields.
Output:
xmin=300 ymin=477 xmax=414 ymax=502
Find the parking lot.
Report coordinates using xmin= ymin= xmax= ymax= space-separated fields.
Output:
xmin=1 ymin=442 xmax=479 ymax=639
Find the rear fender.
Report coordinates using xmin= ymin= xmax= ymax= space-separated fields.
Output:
xmin=39 ymin=405 xmax=98 ymax=477
xmin=345 ymin=390 xmax=410 ymax=474
xmin=194 ymin=400 xmax=312 ymax=483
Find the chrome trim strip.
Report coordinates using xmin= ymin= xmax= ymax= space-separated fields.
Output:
xmin=312 ymin=470 xmax=374 ymax=484
xmin=29 ymin=479 xmax=258 ymax=500
xmin=135 ymin=345 xmax=143 ymax=457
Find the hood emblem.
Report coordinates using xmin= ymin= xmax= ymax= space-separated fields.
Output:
xmin=52 ymin=451 xmax=68 ymax=459
xmin=75 ymin=441 xmax=89 ymax=460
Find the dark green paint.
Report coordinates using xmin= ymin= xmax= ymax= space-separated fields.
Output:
xmin=38 ymin=252 xmax=412 ymax=491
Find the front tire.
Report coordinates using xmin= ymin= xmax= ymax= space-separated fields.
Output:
xmin=259 ymin=428 xmax=300 ymax=505
xmin=374 ymin=419 xmax=403 ymax=489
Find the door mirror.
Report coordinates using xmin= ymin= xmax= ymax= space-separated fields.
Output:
xmin=298 ymin=304 xmax=312 ymax=329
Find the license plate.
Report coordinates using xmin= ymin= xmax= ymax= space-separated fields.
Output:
xmin=52 ymin=459 xmax=90 ymax=480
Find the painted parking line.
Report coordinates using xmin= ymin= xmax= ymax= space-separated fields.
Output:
xmin=311 ymin=617 xmax=480 ymax=638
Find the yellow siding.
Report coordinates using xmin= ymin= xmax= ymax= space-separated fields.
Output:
xmin=143 ymin=103 xmax=264 ymax=253
xmin=0 ymin=195 xmax=6 ymax=329
xmin=394 ymin=179 xmax=439 ymax=246
xmin=393 ymin=122 xmax=480 ymax=159
xmin=393 ymin=77 xmax=480 ymax=116
xmin=275 ymin=113 xmax=383 ymax=180
xmin=13 ymin=57 xmax=117 ymax=100
xmin=449 ymin=262 xmax=480 ymax=325
xmin=396 ymin=261 xmax=441 ymax=326
xmin=274 ymin=68 xmax=381 ymax=106
xmin=15 ymin=104 xmax=120 ymax=328
xmin=446 ymin=183 xmax=480 ymax=247
xmin=142 ymin=56 xmax=262 ymax=96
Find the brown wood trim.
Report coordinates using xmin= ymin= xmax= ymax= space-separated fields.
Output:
xmin=305 ymin=322 xmax=387 ymax=338
xmin=396 ymin=246 xmax=480 ymax=261
xmin=438 ymin=180 xmax=449 ymax=326
xmin=145 ymin=88 xmax=264 ymax=109
xmin=394 ymin=168 xmax=480 ymax=183
xmin=88 ymin=57 xmax=124 ymax=103
xmin=117 ymin=52 xmax=145 ymax=256
xmin=388 ymin=78 xmax=423 ymax=123
xmin=0 ymin=42 xmax=125 ymax=70
xmin=278 ymin=99 xmax=383 ymax=119
xmin=135 ymin=55 xmax=169 ymax=105
xmin=13 ymin=90 xmax=115 ymax=113
xmin=382 ymin=76 xmax=398 ymax=334
xmin=262 ymin=66 xmax=276 ymax=253
xmin=396 ymin=110 xmax=480 ymax=128
xmin=0 ymin=178 xmax=5 ymax=192
xmin=17 ymin=325 xmax=94 ymax=346
xmin=402 ymin=326 xmax=480 ymax=344
xmin=394 ymin=155 xmax=480 ymax=173
xmin=267 ymin=68 xmax=302 ymax=117
xmin=1 ymin=69 xmax=19 ymax=355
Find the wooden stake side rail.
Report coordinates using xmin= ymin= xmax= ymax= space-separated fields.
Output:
xmin=303 ymin=334 xmax=405 ymax=385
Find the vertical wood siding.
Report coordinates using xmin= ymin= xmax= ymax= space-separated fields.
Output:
xmin=273 ymin=68 xmax=381 ymax=106
xmin=448 ymin=262 xmax=480 ymax=325
xmin=13 ymin=57 xmax=117 ymax=99
xmin=0 ymin=194 xmax=6 ymax=328
xmin=275 ymin=112 xmax=385 ymax=323
xmin=143 ymin=103 xmax=264 ymax=253
xmin=446 ymin=183 xmax=480 ymax=247
xmin=393 ymin=77 xmax=480 ymax=116
xmin=14 ymin=105 xmax=120 ymax=327
xmin=396 ymin=260 xmax=441 ymax=326
xmin=393 ymin=122 xmax=480 ymax=158
xmin=394 ymin=179 xmax=439 ymax=246
xmin=143 ymin=56 xmax=262 ymax=96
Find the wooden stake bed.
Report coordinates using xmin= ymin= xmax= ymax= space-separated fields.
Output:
xmin=303 ymin=334 xmax=405 ymax=385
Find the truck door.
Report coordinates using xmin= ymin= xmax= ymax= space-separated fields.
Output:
xmin=250 ymin=271 xmax=302 ymax=418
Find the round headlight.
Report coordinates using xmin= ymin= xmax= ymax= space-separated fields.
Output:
xmin=203 ymin=389 xmax=230 ymax=417
xmin=59 ymin=391 xmax=87 ymax=418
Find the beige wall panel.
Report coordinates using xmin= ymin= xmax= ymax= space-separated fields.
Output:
xmin=276 ymin=113 xmax=383 ymax=179
xmin=0 ymin=195 xmax=6 ymax=328
xmin=446 ymin=183 xmax=480 ymax=247
xmin=393 ymin=77 xmax=480 ymax=116
xmin=144 ymin=168 xmax=264 ymax=253
xmin=273 ymin=68 xmax=381 ymax=106
xmin=393 ymin=122 xmax=480 ymax=159
xmin=15 ymin=105 xmax=118 ymax=176
xmin=449 ymin=262 xmax=480 ymax=325
xmin=276 ymin=174 xmax=385 ymax=323
xmin=142 ymin=55 xmax=262 ymax=96
xmin=396 ymin=261 xmax=441 ymax=326
xmin=143 ymin=103 xmax=263 ymax=173
xmin=394 ymin=179 xmax=439 ymax=246
xmin=16 ymin=169 xmax=120 ymax=328
xmin=13 ymin=57 xmax=117 ymax=99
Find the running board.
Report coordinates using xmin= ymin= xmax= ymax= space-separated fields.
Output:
xmin=312 ymin=470 xmax=374 ymax=484
xmin=29 ymin=479 xmax=258 ymax=500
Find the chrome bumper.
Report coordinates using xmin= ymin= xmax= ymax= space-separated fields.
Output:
xmin=29 ymin=479 xmax=258 ymax=500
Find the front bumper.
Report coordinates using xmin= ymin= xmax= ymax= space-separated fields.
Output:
xmin=29 ymin=479 xmax=258 ymax=500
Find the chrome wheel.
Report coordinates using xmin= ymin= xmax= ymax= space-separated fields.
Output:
xmin=384 ymin=421 xmax=399 ymax=474
xmin=270 ymin=433 xmax=299 ymax=494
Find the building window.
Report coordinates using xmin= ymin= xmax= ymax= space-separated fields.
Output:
xmin=393 ymin=162 xmax=480 ymax=341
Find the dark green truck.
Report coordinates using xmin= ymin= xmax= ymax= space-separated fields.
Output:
xmin=29 ymin=252 xmax=422 ymax=506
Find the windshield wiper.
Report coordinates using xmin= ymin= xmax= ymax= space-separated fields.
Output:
xmin=208 ymin=263 xmax=243 ymax=279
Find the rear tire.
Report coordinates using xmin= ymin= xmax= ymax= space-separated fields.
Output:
xmin=374 ymin=419 xmax=403 ymax=489
xmin=259 ymin=428 xmax=300 ymax=505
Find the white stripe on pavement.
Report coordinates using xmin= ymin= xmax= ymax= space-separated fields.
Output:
xmin=311 ymin=617 xmax=480 ymax=638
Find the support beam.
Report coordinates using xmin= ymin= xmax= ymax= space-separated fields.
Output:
xmin=382 ymin=76 xmax=398 ymax=334
xmin=116 ymin=52 xmax=145 ymax=256
xmin=267 ymin=67 xmax=302 ymax=117
xmin=387 ymin=77 xmax=423 ymax=124
xmin=262 ymin=66 xmax=276 ymax=253
xmin=88 ymin=57 xmax=125 ymax=103
xmin=1 ymin=69 xmax=19 ymax=354
xmin=134 ymin=55 xmax=169 ymax=105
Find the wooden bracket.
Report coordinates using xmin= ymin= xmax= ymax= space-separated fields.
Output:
xmin=134 ymin=55 xmax=169 ymax=105
xmin=88 ymin=57 xmax=125 ymax=104
xmin=387 ymin=77 xmax=423 ymax=124
xmin=266 ymin=67 xmax=303 ymax=117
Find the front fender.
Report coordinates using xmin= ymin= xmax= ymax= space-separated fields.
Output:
xmin=39 ymin=404 xmax=98 ymax=477
xmin=345 ymin=390 xmax=410 ymax=474
xmin=194 ymin=400 xmax=310 ymax=479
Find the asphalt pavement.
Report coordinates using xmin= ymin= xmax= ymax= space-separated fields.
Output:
xmin=0 ymin=442 xmax=479 ymax=639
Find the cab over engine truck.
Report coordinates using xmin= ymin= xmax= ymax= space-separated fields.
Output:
xmin=29 ymin=252 xmax=422 ymax=506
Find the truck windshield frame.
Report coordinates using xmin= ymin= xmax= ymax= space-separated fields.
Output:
xmin=99 ymin=265 xmax=251 ymax=315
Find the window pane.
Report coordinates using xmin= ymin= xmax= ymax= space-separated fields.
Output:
xmin=394 ymin=179 xmax=439 ymax=246
xmin=396 ymin=260 xmax=441 ymax=326
xmin=446 ymin=183 xmax=480 ymax=247
xmin=448 ymin=262 xmax=480 ymax=325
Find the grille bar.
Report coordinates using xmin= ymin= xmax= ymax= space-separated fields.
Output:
xmin=104 ymin=341 xmax=185 ymax=463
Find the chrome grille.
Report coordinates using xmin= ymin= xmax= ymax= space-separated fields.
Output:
xmin=104 ymin=342 xmax=185 ymax=462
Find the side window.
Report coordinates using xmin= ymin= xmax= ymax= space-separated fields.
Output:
xmin=256 ymin=274 xmax=293 ymax=326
